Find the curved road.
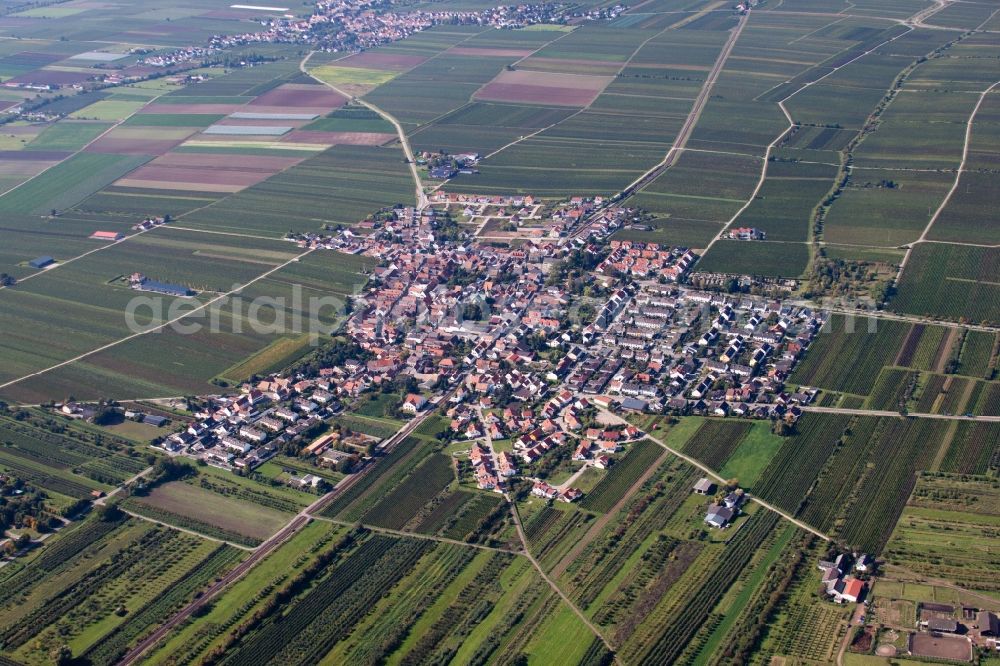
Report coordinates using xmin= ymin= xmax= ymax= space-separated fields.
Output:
xmin=300 ymin=51 xmax=428 ymax=210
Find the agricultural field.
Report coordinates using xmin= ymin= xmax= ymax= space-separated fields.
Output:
xmin=0 ymin=231 xmax=373 ymax=402
xmin=0 ymin=512 xmax=245 ymax=666
xmin=891 ymin=244 xmax=1000 ymax=326
xmin=0 ymin=1 xmax=996 ymax=664
xmin=883 ymin=473 xmax=1000 ymax=594
xmin=0 ymin=409 xmax=147 ymax=507
xmin=123 ymin=478 xmax=292 ymax=547
xmin=695 ymin=240 xmax=810 ymax=279
xmin=750 ymin=536 xmax=851 ymax=663
xmin=790 ymin=315 xmax=911 ymax=396
xmin=793 ymin=416 xmax=946 ymax=554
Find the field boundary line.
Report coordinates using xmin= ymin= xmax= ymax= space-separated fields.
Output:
xmin=300 ymin=51 xmax=427 ymax=209
xmin=549 ymin=445 xmax=671 ymax=580
xmin=507 ymin=497 xmax=618 ymax=657
xmin=0 ymin=248 xmax=317 ymax=392
xmin=801 ymin=405 xmax=1000 ymax=422
xmin=471 ymin=16 xmax=684 ymax=164
xmin=896 ymin=79 xmax=1000 ymax=280
xmin=700 ymin=25 xmax=915 ymax=256
xmin=619 ymin=10 xmax=748 ymax=196
xmin=0 ymin=85 xmax=282 ymax=294
xmin=116 ymin=514 xmax=311 ymax=665
xmin=310 ymin=515 xmax=523 ymax=554
xmin=471 ymin=4 xmax=728 ymax=171
xmin=597 ymin=407 xmax=832 ymax=541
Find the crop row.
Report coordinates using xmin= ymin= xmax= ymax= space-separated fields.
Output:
xmin=836 ymin=418 xmax=944 ymax=553
xmin=797 ymin=416 xmax=880 ymax=532
xmin=82 ymin=544 xmax=243 ymax=665
xmin=0 ymin=452 xmax=96 ymax=499
xmin=0 ymin=527 xmax=179 ymax=649
xmin=632 ymin=512 xmax=779 ymax=665
xmin=958 ymin=330 xmax=996 ymax=378
xmin=682 ymin=421 xmax=751 ymax=470
xmin=0 ymin=517 xmax=123 ymax=601
xmin=533 ymin=510 xmax=590 ymax=567
xmin=523 ymin=506 xmax=562 ymax=543
xmin=319 ymin=436 xmax=421 ymax=519
xmin=330 ymin=544 xmax=478 ymax=665
xmin=592 ymin=536 xmax=678 ymax=628
xmin=400 ymin=552 xmax=514 ymax=664
xmin=226 ymin=536 xmax=431 ymax=666
xmin=621 ymin=512 xmax=777 ymax=664
xmin=789 ymin=316 xmax=909 ymax=395
xmin=78 ymin=456 xmax=147 ymax=485
xmin=940 ymin=422 xmax=1000 ymax=475
xmin=363 ymin=453 xmax=454 ymax=530
xmin=219 ymin=534 xmax=399 ymax=665
xmin=753 ymin=414 xmax=851 ymax=515
xmin=895 ymin=324 xmax=925 ymax=367
xmin=976 ymin=382 xmax=1000 ymax=417
xmin=580 ymin=439 xmax=663 ymax=513
xmin=865 ymin=368 xmax=917 ymax=410
xmin=442 ymin=492 xmax=506 ymax=542
xmin=916 ymin=374 xmax=946 ymax=412
xmin=891 ymin=244 xmax=1000 ymax=325
xmin=570 ymin=467 xmax=695 ymax=610
xmin=415 ymin=490 xmax=474 ymax=535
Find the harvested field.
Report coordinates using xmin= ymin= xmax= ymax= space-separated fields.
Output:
xmin=475 ymin=69 xmax=613 ymax=107
xmin=6 ymin=69 xmax=92 ymax=86
xmin=0 ymin=150 xmax=70 ymax=161
xmin=283 ymin=129 xmax=395 ymax=145
xmin=117 ymin=151 xmax=304 ymax=192
xmin=248 ymin=83 xmax=347 ymax=110
xmin=84 ymin=138 xmax=186 ymax=155
xmin=336 ymin=51 xmax=428 ymax=70
xmin=84 ymin=126 xmax=197 ymax=155
xmin=448 ymin=47 xmax=535 ymax=58
xmin=128 ymin=481 xmax=289 ymax=544
xmin=139 ymin=103 xmax=247 ymax=115
xmin=476 ymin=83 xmax=597 ymax=107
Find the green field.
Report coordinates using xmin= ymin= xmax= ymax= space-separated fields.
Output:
xmin=884 ymin=474 xmax=1000 ymax=593
xmin=0 ymin=515 xmax=244 ymax=665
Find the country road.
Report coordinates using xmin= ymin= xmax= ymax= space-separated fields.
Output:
xmin=0 ymin=248 xmax=317 ymax=393
xmin=600 ymin=407 xmax=833 ymax=542
xmin=116 ymin=395 xmax=450 ymax=665
xmin=568 ymin=10 xmax=747 ymax=241
xmin=896 ymin=78 xmax=1000 ymax=279
xmin=116 ymin=513 xmax=309 ymax=665
xmin=300 ymin=51 xmax=428 ymax=210
xmin=507 ymin=496 xmax=617 ymax=656
xmin=801 ymin=406 xmax=1000 ymax=422
xmin=620 ymin=10 xmax=748 ymax=196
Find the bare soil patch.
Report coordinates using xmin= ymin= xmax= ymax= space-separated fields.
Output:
xmin=284 ymin=129 xmax=395 ymax=145
xmin=476 ymin=68 xmax=612 ymax=107
xmin=248 ymin=83 xmax=347 ymax=109
xmin=909 ymin=633 xmax=972 ymax=661
xmin=132 ymin=481 xmax=289 ymax=541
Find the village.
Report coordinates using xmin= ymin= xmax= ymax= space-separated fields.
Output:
xmin=48 ymin=177 xmax=846 ymax=524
